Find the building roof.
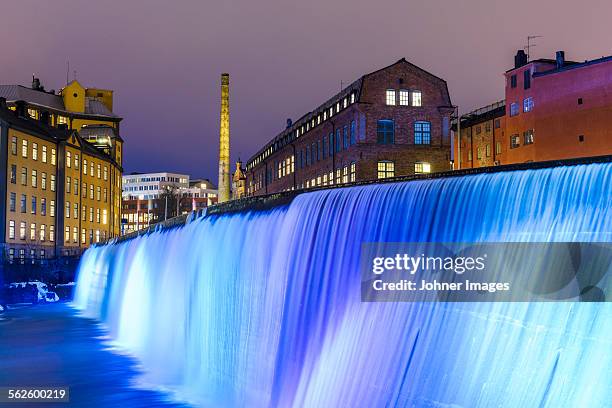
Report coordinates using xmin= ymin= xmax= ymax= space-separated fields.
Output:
xmin=533 ymin=55 xmax=612 ymax=77
xmin=0 ymin=85 xmax=65 ymax=110
xmin=246 ymin=58 xmax=451 ymax=168
xmin=0 ymin=83 xmax=119 ymax=119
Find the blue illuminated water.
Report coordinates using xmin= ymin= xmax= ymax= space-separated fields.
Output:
xmin=74 ymin=163 xmax=612 ymax=407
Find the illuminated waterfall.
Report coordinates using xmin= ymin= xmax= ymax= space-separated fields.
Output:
xmin=74 ymin=163 xmax=612 ymax=407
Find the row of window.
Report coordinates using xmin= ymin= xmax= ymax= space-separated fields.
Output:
xmin=302 ymin=163 xmax=357 ymax=189
xmin=466 ymin=142 xmax=503 ymax=161
xmin=248 ymin=92 xmax=358 ymax=170
xmin=297 ymin=121 xmax=358 ymax=171
xmin=276 ymin=156 xmax=295 ymax=179
xmin=509 ymin=97 xmax=534 ymax=116
xmin=11 ymin=137 xmax=56 ymax=164
xmin=7 ymin=247 xmax=48 ymax=264
xmin=377 ymin=161 xmax=431 ymax=179
xmin=9 ymin=221 xmax=55 ymax=242
xmin=509 ymin=70 xmax=531 ymax=90
xmin=510 ymin=130 xmax=534 ymax=149
xmin=377 ymin=120 xmax=432 ymax=145
xmin=385 ymin=89 xmax=422 ymax=107
xmin=9 ymin=193 xmax=54 ymax=216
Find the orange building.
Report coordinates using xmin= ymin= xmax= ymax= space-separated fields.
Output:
xmin=455 ymin=50 xmax=612 ymax=168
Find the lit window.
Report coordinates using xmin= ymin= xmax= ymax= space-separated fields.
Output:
xmin=385 ymin=90 xmax=396 ymax=105
xmin=51 ymin=148 xmax=56 ymax=165
xmin=496 ymin=142 xmax=502 ymax=155
xmin=414 ymin=162 xmax=431 ymax=174
xmin=22 ymin=140 xmax=28 ymax=158
xmin=412 ymin=91 xmax=422 ymax=107
xmin=414 ymin=121 xmax=431 ymax=144
xmin=66 ymin=151 xmax=71 ymax=168
xmin=523 ymin=129 xmax=534 ymax=145
xmin=377 ymin=161 xmax=395 ymax=179
xmin=350 ymin=162 xmax=356 ymax=182
xmin=28 ymin=108 xmax=37 ymax=119
xmin=350 ymin=93 xmax=355 ymax=103
xmin=523 ymin=97 xmax=534 ymax=112
xmin=32 ymin=143 xmax=38 ymax=160
xmin=57 ymin=116 xmax=68 ymax=125
xmin=9 ymin=220 xmax=15 ymax=239
xmin=399 ymin=90 xmax=410 ymax=106
xmin=510 ymin=134 xmax=520 ymax=149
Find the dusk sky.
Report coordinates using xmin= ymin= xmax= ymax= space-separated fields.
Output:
xmin=3 ymin=0 xmax=610 ymax=180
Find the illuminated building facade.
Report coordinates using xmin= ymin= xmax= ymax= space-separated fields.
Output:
xmin=245 ymin=59 xmax=454 ymax=196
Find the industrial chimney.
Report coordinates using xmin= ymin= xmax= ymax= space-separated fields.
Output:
xmin=218 ymin=73 xmax=231 ymax=203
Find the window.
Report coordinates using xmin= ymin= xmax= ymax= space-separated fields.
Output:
xmin=22 ymin=140 xmax=28 ymax=158
xmin=41 ymin=198 xmax=46 ymax=216
xmin=73 ymin=227 xmax=78 ymax=243
xmin=103 ymin=166 xmax=108 ymax=180
xmin=578 ymin=135 xmax=585 ymax=142
xmin=11 ymin=137 xmax=17 ymax=155
xmin=494 ymin=119 xmax=501 ymax=129
xmin=399 ymin=90 xmax=410 ymax=106
xmin=475 ymin=126 xmax=481 ymax=135
xmin=82 ymin=205 xmax=86 ymax=221
xmin=65 ymin=227 xmax=70 ymax=243
xmin=90 ymin=185 xmax=94 ymax=199
xmin=496 ymin=141 xmax=502 ymax=155
xmin=74 ymin=203 xmax=78 ymax=219
xmin=523 ymin=97 xmax=534 ymax=112
xmin=41 ymin=172 xmax=47 ymax=190
xmin=477 ymin=147 xmax=482 ymax=160
xmin=578 ymin=98 xmax=583 ymax=105
xmin=385 ymin=89 xmax=396 ymax=105
xmin=90 ymin=162 xmax=94 ymax=176
xmin=30 ymin=223 xmax=36 ymax=240
xmin=31 ymin=196 xmax=36 ymax=214
xmin=377 ymin=161 xmax=395 ymax=179
xmin=343 ymin=125 xmax=348 ymax=149
xmin=485 ymin=122 xmax=491 ymax=132
xmin=468 ymin=150 xmax=472 ymax=161
xmin=51 ymin=175 xmax=56 ymax=191
xmin=89 ymin=207 xmax=94 ymax=222
xmin=9 ymin=193 xmax=16 ymax=212
xmin=510 ymin=134 xmax=520 ymax=149
xmin=412 ymin=91 xmax=422 ymax=107
xmin=414 ymin=162 xmax=431 ymax=174
xmin=66 ymin=151 xmax=71 ymax=168
xmin=50 ymin=200 xmax=55 ymax=217
xmin=50 ymin=226 xmax=55 ymax=242
xmin=97 ymin=164 xmax=101 ymax=178
xmin=102 ymin=209 xmax=108 ymax=225
xmin=20 ymin=194 xmax=26 ymax=213
xmin=377 ymin=120 xmax=395 ymax=144
xmin=66 ymin=176 xmax=71 ymax=194
xmin=31 ymin=170 xmax=37 ymax=188
xmin=350 ymin=162 xmax=356 ymax=182
xmin=10 ymin=165 xmax=16 ymax=184
xmin=523 ymin=129 xmax=534 ymax=145
xmin=83 ymin=159 xmax=87 ymax=175
xmin=510 ymin=74 xmax=517 ymax=88
xmin=20 ymin=222 xmax=26 ymax=240
xmin=58 ymin=115 xmax=68 ymax=125
xmin=40 ymin=225 xmax=46 ymax=242
xmin=66 ymin=202 xmax=70 ymax=218
xmin=32 ymin=143 xmax=38 ymax=160
xmin=486 ymin=144 xmax=491 ymax=157
xmin=75 ymin=154 xmax=80 ymax=170
xmin=329 ymin=133 xmax=333 ymax=156
xmin=9 ymin=221 xmax=15 ymax=239
xmin=51 ymin=148 xmax=56 ymax=165
xmin=510 ymin=102 xmax=519 ymax=116
xmin=524 ymin=70 xmax=531 ymax=89
xmin=74 ymin=178 xmax=79 ymax=195
xmin=414 ymin=121 xmax=431 ymax=144
xmin=42 ymin=145 xmax=47 ymax=163
xmin=28 ymin=108 xmax=37 ymax=119
xmin=21 ymin=167 xmax=27 ymax=185
xmin=335 ymin=129 xmax=341 ymax=152
xmin=350 ymin=120 xmax=356 ymax=145
xmin=96 ymin=208 xmax=101 ymax=223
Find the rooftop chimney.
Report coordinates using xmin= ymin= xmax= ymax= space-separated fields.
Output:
xmin=514 ymin=50 xmax=528 ymax=68
xmin=32 ymin=76 xmax=41 ymax=90
xmin=286 ymin=118 xmax=293 ymax=128
xmin=556 ymin=51 xmax=565 ymax=69
xmin=217 ymin=73 xmax=231 ymax=203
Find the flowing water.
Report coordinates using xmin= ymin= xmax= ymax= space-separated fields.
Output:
xmin=74 ymin=163 xmax=612 ymax=407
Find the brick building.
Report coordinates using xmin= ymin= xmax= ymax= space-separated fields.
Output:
xmin=455 ymin=50 xmax=612 ymax=168
xmin=245 ymin=59 xmax=454 ymax=195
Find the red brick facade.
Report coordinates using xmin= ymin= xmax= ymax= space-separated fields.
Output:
xmin=455 ymin=50 xmax=612 ymax=168
xmin=246 ymin=59 xmax=454 ymax=196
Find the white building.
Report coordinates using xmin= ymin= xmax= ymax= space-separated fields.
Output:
xmin=122 ymin=172 xmax=189 ymax=200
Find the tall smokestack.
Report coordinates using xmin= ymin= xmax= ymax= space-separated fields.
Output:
xmin=218 ymin=73 xmax=231 ymax=203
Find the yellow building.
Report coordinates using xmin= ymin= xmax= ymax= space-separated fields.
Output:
xmin=0 ymin=78 xmax=123 ymax=262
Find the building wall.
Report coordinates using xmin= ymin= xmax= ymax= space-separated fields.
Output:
xmin=1 ymin=115 xmax=121 ymax=262
xmin=246 ymin=59 xmax=453 ymax=196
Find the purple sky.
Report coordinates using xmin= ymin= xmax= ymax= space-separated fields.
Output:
xmin=3 ymin=0 xmax=611 ymax=180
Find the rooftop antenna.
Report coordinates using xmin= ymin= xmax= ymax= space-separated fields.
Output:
xmin=525 ymin=35 xmax=543 ymax=61
xmin=73 ymin=70 xmax=77 ymax=81
xmin=66 ymin=61 xmax=69 ymax=85
xmin=340 ymin=80 xmax=343 ymax=91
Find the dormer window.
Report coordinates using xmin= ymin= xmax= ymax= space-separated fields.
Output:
xmin=412 ymin=91 xmax=422 ymax=107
